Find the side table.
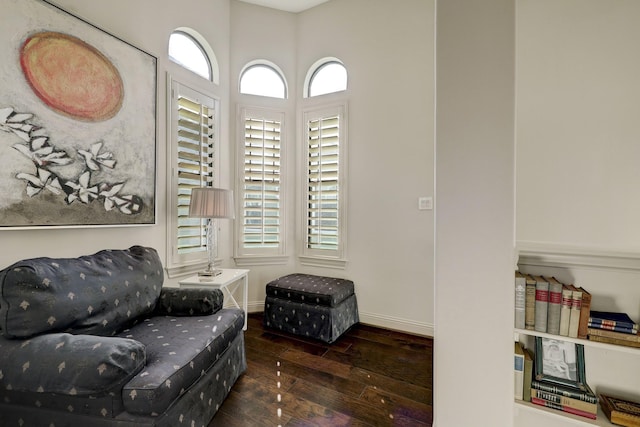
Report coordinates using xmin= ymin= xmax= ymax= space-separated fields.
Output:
xmin=179 ymin=269 xmax=249 ymax=330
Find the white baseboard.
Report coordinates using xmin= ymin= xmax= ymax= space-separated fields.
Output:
xmin=358 ymin=311 xmax=433 ymax=337
xmin=248 ymin=301 xmax=433 ymax=337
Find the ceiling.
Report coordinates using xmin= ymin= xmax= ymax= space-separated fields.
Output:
xmin=237 ymin=0 xmax=330 ymax=13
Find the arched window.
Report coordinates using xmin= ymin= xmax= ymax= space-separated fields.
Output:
xmin=239 ymin=62 xmax=287 ymax=99
xmin=169 ymin=30 xmax=217 ymax=82
xmin=306 ymin=58 xmax=347 ymax=97
xmin=167 ymin=28 xmax=221 ymax=275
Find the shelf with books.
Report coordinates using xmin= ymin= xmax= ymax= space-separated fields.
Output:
xmin=514 ymin=245 xmax=640 ymax=427
xmin=514 ymin=328 xmax=640 ymax=356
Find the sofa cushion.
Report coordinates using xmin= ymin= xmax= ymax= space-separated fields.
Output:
xmin=0 ymin=333 xmax=145 ymax=396
xmin=0 ymin=246 xmax=163 ymax=338
xmin=118 ymin=308 xmax=245 ymax=416
xmin=154 ymin=288 xmax=224 ymax=316
xmin=265 ymin=273 xmax=355 ymax=307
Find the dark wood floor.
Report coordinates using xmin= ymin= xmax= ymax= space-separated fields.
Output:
xmin=210 ymin=312 xmax=433 ymax=426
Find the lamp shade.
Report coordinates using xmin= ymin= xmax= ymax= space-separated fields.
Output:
xmin=188 ymin=187 xmax=235 ymax=219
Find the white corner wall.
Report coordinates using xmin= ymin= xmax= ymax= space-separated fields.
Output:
xmin=434 ymin=0 xmax=515 ymax=425
xmin=231 ymin=0 xmax=436 ymax=336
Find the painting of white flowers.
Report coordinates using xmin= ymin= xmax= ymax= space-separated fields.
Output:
xmin=0 ymin=0 xmax=156 ymax=228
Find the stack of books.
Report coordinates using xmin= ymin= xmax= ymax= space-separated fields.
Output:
xmin=588 ymin=311 xmax=640 ymax=349
xmin=530 ymin=379 xmax=599 ymax=420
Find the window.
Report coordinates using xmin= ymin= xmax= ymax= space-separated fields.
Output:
xmin=305 ymin=58 xmax=347 ymax=98
xmin=166 ymin=28 xmax=220 ymax=276
xmin=240 ymin=63 xmax=287 ymax=99
xmin=300 ymin=103 xmax=348 ymax=267
xmin=167 ymin=80 xmax=219 ymax=274
xmin=169 ymin=31 xmax=211 ymax=80
xmin=235 ymin=107 xmax=286 ymax=263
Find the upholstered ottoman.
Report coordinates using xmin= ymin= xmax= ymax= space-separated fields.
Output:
xmin=263 ymin=273 xmax=359 ymax=343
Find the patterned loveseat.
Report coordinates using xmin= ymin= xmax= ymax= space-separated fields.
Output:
xmin=0 ymin=246 xmax=246 ymax=427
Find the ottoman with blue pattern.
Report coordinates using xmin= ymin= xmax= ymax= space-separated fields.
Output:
xmin=263 ymin=273 xmax=359 ymax=343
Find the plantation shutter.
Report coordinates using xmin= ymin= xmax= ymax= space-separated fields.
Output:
xmin=176 ymin=92 xmax=215 ymax=254
xmin=307 ymin=114 xmax=339 ymax=250
xmin=242 ymin=114 xmax=281 ymax=249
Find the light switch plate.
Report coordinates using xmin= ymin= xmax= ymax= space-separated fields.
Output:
xmin=418 ymin=196 xmax=433 ymax=210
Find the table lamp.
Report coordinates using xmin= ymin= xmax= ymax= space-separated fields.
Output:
xmin=188 ymin=187 xmax=235 ymax=277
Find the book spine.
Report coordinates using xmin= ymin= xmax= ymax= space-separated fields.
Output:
xmin=588 ymin=322 xmax=638 ymax=334
xmin=568 ymin=286 xmax=582 ymax=338
xmin=530 ymin=380 xmax=599 ymax=404
xmin=531 ymin=389 xmax=598 ymax=413
xmin=523 ymin=348 xmax=533 ymax=402
xmin=514 ymin=342 xmax=524 ymax=401
xmin=515 ymin=273 xmax=526 ymax=329
xmin=588 ymin=334 xmax=640 ymax=348
xmin=546 ymin=278 xmax=562 ymax=335
xmin=589 ymin=318 xmax=638 ymax=331
xmin=587 ymin=327 xmax=640 ymax=342
xmin=525 ymin=278 xmax=536 ymax=330
xmin=534 ymin=278 xmax=549 ymax=333
xmin=577 ymin=287 xmax=591 ymax=339
xmin=559 ymin=285 xmax=572 ymax=336
xmin=531 ymin=397 xmax=597 ymax=420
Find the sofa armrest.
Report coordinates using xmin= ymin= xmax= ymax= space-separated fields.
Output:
xmin=0 ymin=333 xmax=145 ymax=396
xmin=154 ymin=288 xmax=223 ymax=316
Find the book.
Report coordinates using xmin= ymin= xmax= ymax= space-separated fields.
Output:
xmin=559 ymin=285 xmax=573 ymax=337
xmin=531 ymin=380 xmax=598 ymax=404
xmin=525 ymin=274 xmax=536 ymax=330
xmin=577 ymin=286 xmax=592 ymax=339
xmin=514 ymin=341 xmax=525 ymax=400
xmin=546 ymin=276 xmax=563 ymax=335
xmin=588 ymin=334 xmax=640 ymax=348
xmin=531 ymin=388 xmax=598 ymax=414
xmin=567 ymin=285 xmax=582 ymax=338
xmin=588 ymin=327 xmax=640 ymax=343
xmin=533 ymin=275 xmax=549 ymax=333
xmin=599 ymin=394 xmax=640 ymax=427
xmin=589 ymin=311 xmax=639 ymax=331
xmin=588 ymin=322 xmax=638 ymax=335
xmin=531 ymin=397 xmax=597 ymax=419
xmin=515 ymin=272 xmax=526 ymax=329
xmin=523 ymin=348 xmax=534 ymax=402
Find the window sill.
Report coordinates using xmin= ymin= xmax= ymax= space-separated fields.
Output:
xmin=233 ymin=255 xmax=289 ymax=267
xmin=298 ymin=255 xmax=347 ymax=269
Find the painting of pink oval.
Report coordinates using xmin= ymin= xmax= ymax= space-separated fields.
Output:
xmin=20 ymin=31 xmax=124 ymax=121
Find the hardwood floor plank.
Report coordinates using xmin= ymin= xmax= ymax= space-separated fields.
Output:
xmin=210 ymin=313 xmax=433 ymax=426
xmin=350 ymin=367 xmax=432 ymax=404
xmin=359 ymin=385 xmax=433 ymax=424
xmin=289 ymin=379 xmax=429 ymax=427
xmin=323 ymin=337 xmax=431 ymax=387
xmin=247 ymin=343 xmax=367 ymax=398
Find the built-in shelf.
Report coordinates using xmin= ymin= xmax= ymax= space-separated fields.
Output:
xmin=515 ymin=328 xmax=640 ymax=356
xmin=515 ymin=400 xmax=611 ymax=427
xmin=514 ymin=245 xmax=640 ymax=427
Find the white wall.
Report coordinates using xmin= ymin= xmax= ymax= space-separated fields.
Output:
xmin=0 ymin=0 xmax=232 ymax=287
xmin=231 ymin=0 xmax=435 ymax=335
xmin=517 ymin=0 xmax=640 ymax=253
xmin=434 ymin=0 xmax=515 ymax=425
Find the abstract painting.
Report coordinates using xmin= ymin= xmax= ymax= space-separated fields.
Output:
xmin=0 ymin=0 xmax=157 ymax=228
